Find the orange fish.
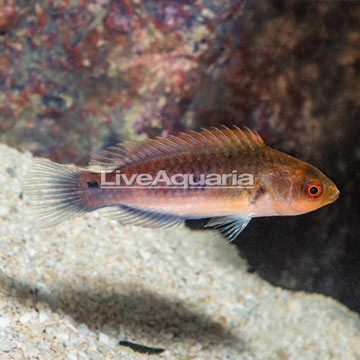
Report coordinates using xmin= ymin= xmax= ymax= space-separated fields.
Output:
xmin=25 ymin=127 xmax=339 ymax=240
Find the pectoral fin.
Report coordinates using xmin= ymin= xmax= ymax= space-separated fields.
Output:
xmin=205 ymin=215 xmax=251 ymax=241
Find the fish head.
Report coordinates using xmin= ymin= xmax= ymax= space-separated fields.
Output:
xmin=292 ymin=161 xmax=339 ymax=213
xmin=266 ymin=152 xmax=339 ymax=216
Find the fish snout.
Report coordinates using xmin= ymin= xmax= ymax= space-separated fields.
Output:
xmin=328 ymin=184 xmax=340 ymax=203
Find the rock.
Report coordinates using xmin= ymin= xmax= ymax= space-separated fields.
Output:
xmin=0 ymin=143 xmax=359 ymax=359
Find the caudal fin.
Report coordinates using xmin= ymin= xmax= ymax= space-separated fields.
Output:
xmin=24 ymin=159 xmax=87 ymax=227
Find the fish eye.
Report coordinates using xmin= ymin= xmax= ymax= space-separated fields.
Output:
xmin=304 ymin=183 xmax=322 ymax=198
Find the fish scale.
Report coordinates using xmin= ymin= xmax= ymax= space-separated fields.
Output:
xmin=24 ymin=127 xmax=339 ymax=240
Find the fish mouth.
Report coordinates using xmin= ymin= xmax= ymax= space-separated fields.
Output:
xmin=329 ymin=185 xmax=340 ymax=202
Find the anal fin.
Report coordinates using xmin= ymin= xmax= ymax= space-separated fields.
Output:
xmin=99 ymin=204 xmax=184 ymax=229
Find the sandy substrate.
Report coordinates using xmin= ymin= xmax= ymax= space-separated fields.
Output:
xmin=0 ymin=144 xmax=359 ymax=360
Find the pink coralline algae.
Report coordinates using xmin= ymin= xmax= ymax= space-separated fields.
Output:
xmin=0 ymin=0 xmax=358 ymax=169
xmin=0 ymin=0 xmax=248 ymax=164
xmin=0 ymin=0 xmax=16 ymax=28
xmin=104 ymin=1 xmax=132 ymax=33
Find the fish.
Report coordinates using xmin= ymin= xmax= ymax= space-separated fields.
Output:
xmin=24 ymin=126 xmax=339 ymax=240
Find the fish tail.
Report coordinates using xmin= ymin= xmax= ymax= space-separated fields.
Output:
xmin=24 ymin=159 xmax=88 ymax=227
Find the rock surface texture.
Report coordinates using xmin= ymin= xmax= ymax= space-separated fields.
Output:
xmin=0 ymin=144 xmax=359 ymax=359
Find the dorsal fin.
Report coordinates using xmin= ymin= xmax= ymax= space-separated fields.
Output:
xmin=89 ymin=127 xmax=265 ymax=171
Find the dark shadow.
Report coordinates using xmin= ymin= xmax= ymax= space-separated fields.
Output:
xmin=185 ymin=218 xmax=209 ymax=230
xmin=0 ymin=273 xmax=243 ymax=349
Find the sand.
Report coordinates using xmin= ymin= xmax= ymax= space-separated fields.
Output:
xmin=0 ymin=144 xmax=359 ymax=360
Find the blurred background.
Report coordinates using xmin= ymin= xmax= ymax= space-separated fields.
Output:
xmin=0 ymin=0 xmax=359 ymax=312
